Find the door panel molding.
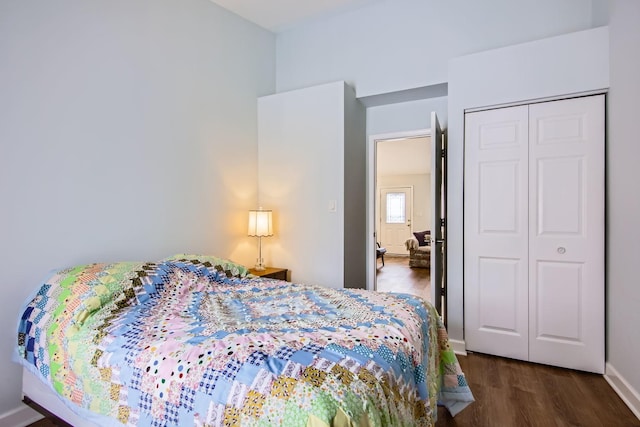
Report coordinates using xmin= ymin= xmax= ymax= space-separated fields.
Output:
xmin=464 ymin=94 xmax=604 ymax=374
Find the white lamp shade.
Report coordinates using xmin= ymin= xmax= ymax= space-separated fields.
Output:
xmin=248 ymin=209 xmax=273 ymax=237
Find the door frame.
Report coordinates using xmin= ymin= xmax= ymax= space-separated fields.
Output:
xmin=366 ymin=128 xmax=431 ymax=291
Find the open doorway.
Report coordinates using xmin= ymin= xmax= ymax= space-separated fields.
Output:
xmin=367 ymin=113 xmax=446 ymax=320
xmin=370 ymin=131 xmax=432 ymax=300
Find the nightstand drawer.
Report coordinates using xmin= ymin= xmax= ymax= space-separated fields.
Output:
xmin=248 ymin=267 xmax=288 ymax=281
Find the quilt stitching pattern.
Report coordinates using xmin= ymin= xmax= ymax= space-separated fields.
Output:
xmin=17 ymin=256 xmax=473 ymax=426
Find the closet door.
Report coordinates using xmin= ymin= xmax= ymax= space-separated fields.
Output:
xmin=528 ymin=95 xmax=604 ymax=373
xmin=464 ymin=105 xmax=529 ymax=360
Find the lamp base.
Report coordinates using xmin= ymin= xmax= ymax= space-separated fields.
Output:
xmin=254 ymin=257 xmax=266 ymax=271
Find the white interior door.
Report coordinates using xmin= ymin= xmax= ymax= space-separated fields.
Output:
xmin=430 ymin=112 xmax=444 ymax=315
xmin=528 ymin=95 xmax=604 ymax=373
xmin=380 ymin=187 xmax=412 ymax=254
xmin=464 ymin=105 xmax=530 ymax=361
xmin=464 ymin=95 xmax=604 ymax=373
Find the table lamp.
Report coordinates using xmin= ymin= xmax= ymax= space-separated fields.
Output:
xmin=248 ymin=208 xmax=273 ymax=271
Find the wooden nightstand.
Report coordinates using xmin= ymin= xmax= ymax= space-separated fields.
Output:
xmin=248 ymin=267 xmax=289 ymax=281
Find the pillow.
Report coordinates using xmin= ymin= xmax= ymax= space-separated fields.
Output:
xmin=163 ymin=254 xmax=250 ymax=278
xmin=413 ymin=230 xmax=430 ymax=247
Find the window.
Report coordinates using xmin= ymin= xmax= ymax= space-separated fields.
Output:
xmin=386 ymin=192 xmax=405 ymax=223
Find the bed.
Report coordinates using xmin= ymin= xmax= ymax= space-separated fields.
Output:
xmin=15 ymin=254 xmax=473 ymax=426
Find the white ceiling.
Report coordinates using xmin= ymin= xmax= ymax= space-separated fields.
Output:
xmin=377 ymin=137 xmax=432 ymax=177
xmin=209 ymin=0 xmax=382 ymax=32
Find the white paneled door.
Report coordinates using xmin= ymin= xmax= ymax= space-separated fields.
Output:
xmin=528 ymin=96 xmax=604 ymax=373
xmin=464 ymin=105 xmax=530 ymax=361
xmin=380 ymin=187 xmax=413 ymax=255
xmin=464 ymin=95 xmax=604 ymax=373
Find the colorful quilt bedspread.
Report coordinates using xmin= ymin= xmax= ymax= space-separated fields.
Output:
xmin=16 ymin=255 xmax=473 ymax=426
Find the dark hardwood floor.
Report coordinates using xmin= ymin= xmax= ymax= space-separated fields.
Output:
xmin=28 ymin=419 xmax=60 ymax=427
xmin=376 ymin=254 xmax=430 ymax=299
xmin=437 ymin=352 xmax=640 ymax=427
xmin=28 ymin=260 xmax=639 ymax=427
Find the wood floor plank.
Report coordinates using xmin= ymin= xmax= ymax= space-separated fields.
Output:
xmin=541 ymin=368 xmax=598 ymax=426
xmin=576 ymin=372 xmax=637 ymax=427
xmin=376 ymin=255 xmax=430 ymax=299
xmin=438 ymin=352 xmax=640 ymax=427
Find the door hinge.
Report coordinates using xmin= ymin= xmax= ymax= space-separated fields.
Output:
xmin=440 ymin=287 xmax=446 ymax=297
xmin=441 ymin=149 xmax=446 ymax=158
xmin=440 ymin=218 xmax=446 ymax=227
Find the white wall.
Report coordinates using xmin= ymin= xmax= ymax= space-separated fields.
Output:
xmin=277 ymin=0 xmax=603 ymax=329
xmin=0 ymin=0 xmax=274 ymax=417
xmin=607 ymin=0 xmax=640 ymax=411
xmin=258 ymin=82 xmax=347 ymax=288
xmin=343 ymin=84 xmax=368 ymax=288
xmin=276 ymin=0 xmax=597 ymax=98
xmin=591 ymin=0 xmax=610 ymax=26
xmin=447 ymin=26 xmax=609 ymax=341
xmin=366 ymin=97 xmax=448 ymax=137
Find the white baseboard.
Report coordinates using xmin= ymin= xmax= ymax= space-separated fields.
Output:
xmin=0 ymin=404 xmax=43 ymax=427
xmin=605 ymin=362 xmax=640 ymax=421
xmin=449 ymin=339 xmax=467 ymax=356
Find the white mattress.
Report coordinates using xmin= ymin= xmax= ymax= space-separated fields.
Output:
xmin=22 ymin=367 xmax=99 ymax=427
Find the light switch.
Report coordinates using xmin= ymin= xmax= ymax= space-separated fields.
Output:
xmin=328 ymin=200 xmax=337 ymax=212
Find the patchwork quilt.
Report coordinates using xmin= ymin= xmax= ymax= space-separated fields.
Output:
xmin=16 ymin=255 xmax=473 ymax=426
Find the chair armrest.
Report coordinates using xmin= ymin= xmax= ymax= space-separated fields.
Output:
xmin=405 ymin=238 xmax=420 ymax=250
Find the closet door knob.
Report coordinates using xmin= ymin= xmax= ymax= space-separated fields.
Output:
xmin=557 ymin=247 xmax=566 ymax=254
